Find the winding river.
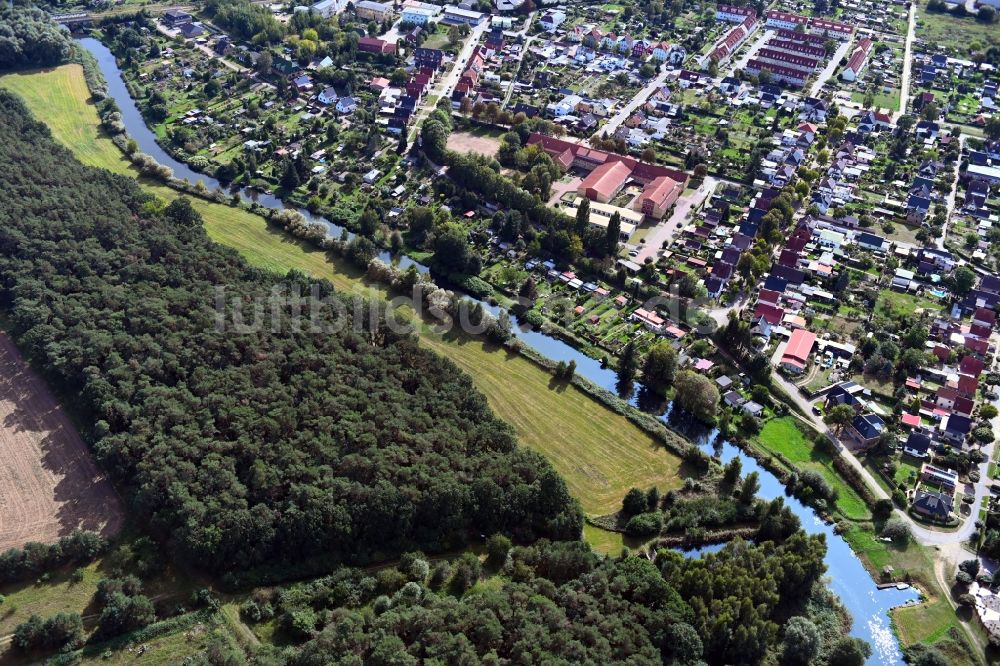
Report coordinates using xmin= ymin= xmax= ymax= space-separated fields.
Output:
xmin=79 ymin=37 xmax=919 ymax=664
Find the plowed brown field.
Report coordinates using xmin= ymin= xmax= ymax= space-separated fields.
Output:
xmin=0 ymin=333 xmax=123 ymax=550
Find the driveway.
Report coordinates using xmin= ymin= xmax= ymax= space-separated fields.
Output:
xmin=636 ymin=176 xmax=717 ymax=262
xmin=731 ymin=29 xmax=774 ymax=73
xmin=809 ymin=38 xmax=853 ymax=97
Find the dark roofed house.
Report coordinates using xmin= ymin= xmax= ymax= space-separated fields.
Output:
xmin=763 ymin=275 xmax=788 ymax=293
xmin=980 ymin=273 xmax=1000 ymax=294
xmin=179 ymin=22 xmax=206 ymax=39
xmin=824 ymin=381 xmax=865 ymax=412
xmin=856 ymin=232 xmax=885 ymax=251
xmin=705 ymin=275 xmax=725 ymax=298
xmin=903 ymin=432 xmax=931 ymax=458
xmin=164 ymin=8 xmax=193 ymax=26
xmin=778 ymin=249 xmax=800 ymax=267
xmin=912 ymin=489 xmax=953 ymax=520
xmin=850 ymin=413 xmax=885 ymax=446
xmin=732 ymin=233 xmax=753 ymax=250
xmin=942 ymin=414 xmax=972 ymax=443
xmin=713 ymin=262 xmax=735 ymax=281
xmin=770 ymin=264 xmax=806 ymax=285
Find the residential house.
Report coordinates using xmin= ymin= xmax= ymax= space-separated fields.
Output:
xmin=414 ymin=47 xmax=445 ymax=70
xmin=163 ymin=9 xmax=192 ymax=26
xmin=780 ymin=328 xmax=816 ymax=374
xmin=912 ymin=489 xmax=953 ymax=520
xmin=903 ymin=431 xmax=931 ymax=458
xmin=336 ymin=96 xmax=358 ymax=114
xmin=317 ymin=87 xmax=339 ymax=105
xmin=920 ymin=463 xmax=959 ymax=492
xmin=539 ymin=9 xmax=566 ymax=31
xmin=309 ymin=0 xmax=348 ymax=17
xmin=849 ymin=413 xmax=885 ymax=446
xmin=355 ymin=0 xmax=391 ymax=21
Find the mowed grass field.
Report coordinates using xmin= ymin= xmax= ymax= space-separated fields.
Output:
xmin=754 ymin=417 xmax=871 ymax=520
xmin=0 ymin=65 xmax=683 ymax=516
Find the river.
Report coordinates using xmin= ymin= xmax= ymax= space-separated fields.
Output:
xmin=79 ymin=36 xmax=919 ymax=664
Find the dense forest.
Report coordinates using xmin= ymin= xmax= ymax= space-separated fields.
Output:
xmin=0 ymin=6 xmax=75 ymax=70
xmin=236 ymin=538 xmax=848 ymax=666
xmin=0 ymin=91 xmax=581 ymax=571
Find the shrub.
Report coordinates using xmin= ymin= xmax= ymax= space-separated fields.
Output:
xmin=12 ymin=612 xmax=83 ymax=652
xmin=622 ymin=488 xmax=647 ymax=516
xmin=881 ymin=517 xmax=911 ymax=543
xmin=873 ymin=499 xmax=893 ymax=519
xmin=624 ymin=512 xmax=663 ymax=537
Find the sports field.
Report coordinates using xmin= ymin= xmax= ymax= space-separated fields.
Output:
xmin=1 ymin=65 xmax=683 ymax=516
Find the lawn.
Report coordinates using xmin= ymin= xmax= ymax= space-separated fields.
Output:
xmin=877 ymin=289 xmax=945 ymax=319
xmin=0 ymin=64 xmax=684 ymax=518
xmin=0 ymin=562 xmax=104 ymax=638
xmin=755 ymin=417 xmax=871 ymax=520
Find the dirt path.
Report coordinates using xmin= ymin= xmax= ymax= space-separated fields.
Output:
xmin=933 ymin=554 xmax=987 ymax=657
xmin=0 ymin=333 xmax=123 ymax=551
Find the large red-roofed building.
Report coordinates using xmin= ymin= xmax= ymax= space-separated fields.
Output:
xmin=780 ymin=329 xmax=817 ymax=373
xmin=526 ymin=133 xmax=688 ymax=218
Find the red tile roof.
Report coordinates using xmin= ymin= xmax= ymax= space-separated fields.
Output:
xmin=781 ymin=328 xmax=816 ymax=369
xmin=960 ymin=355 xmax=985 ymax=377
xmin=754 ymin=303 xmax=785 ymax=325
xmin=580 ymin=161 xmax=632 ymax=201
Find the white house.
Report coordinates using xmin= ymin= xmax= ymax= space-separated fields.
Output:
xmin=539 ymin=9 xmax=566 ymax=32
xmin=336 ymin=96 xmax=358 ymax=114
xmin=546 ymin=93 xmax=582 ymax=117
xmin=402 ymin=6 xmax=437 ymax=24
xmin=318 ymin=87 xmax=339 ymax=105
xmin=308 ymin=0 xmax=347 ymax=17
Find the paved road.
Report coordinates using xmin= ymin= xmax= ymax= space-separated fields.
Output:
xmin=409 ymin=21 xmax=490 ymax=141
xmin=596 ymin=67 xmax=670 ymax=138
xmin=897 ymin=2 xmax=917 ymax=119
xmin=636 ymin=176 xmax=718 ymax=262
xmin=809 ymin=38 xmax=853 ymax=97
xmin=937 ymin=133 xmax=967 ymax=251
xmin=731 ymin=28 xmax=774 ymax=73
